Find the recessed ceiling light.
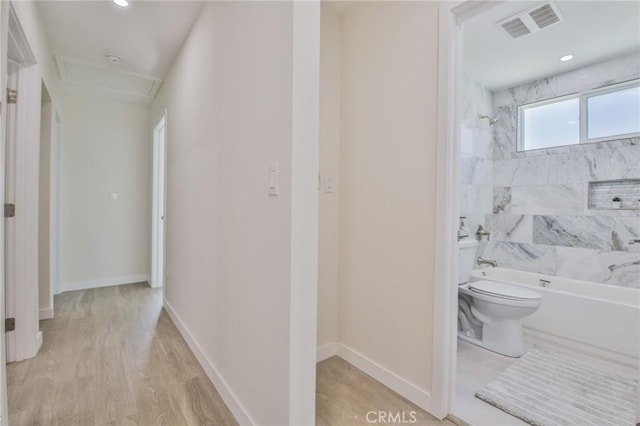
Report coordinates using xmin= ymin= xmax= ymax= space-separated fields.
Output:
xmin=560 ymin=54 xmax=574 ymax=62
xmin=113 ymin=0 xmax=129 ymax=7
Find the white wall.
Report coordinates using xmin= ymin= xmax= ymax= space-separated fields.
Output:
xmin=336 ymin=0 xmax=441 ymax=402
xmin=317 ymin=4 xmax=341 ymax=348
xmin=60 ymin=93 xmax=151 ymax=291
xmin=151 ymin=2 xmax=319 ymax=424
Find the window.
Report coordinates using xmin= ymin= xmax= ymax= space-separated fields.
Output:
xmin=521 ymin=98 xmax=580 ymax=150
xmin=587 ymin=85 xmax=640 ymax=139
xmin=518 ymin=79 xmax=640 ymax=151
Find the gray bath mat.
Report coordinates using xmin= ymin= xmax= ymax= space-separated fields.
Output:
xmin=475 ymin=348 xmax=639 ymax=426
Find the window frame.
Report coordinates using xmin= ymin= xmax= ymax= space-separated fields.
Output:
xmin=517 ymin=78 xmax=640 ymax=152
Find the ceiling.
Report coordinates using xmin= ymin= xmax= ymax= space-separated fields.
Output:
xmin=38 ymin=0 xmax=203 ymax=101
xmin=464 ymin=1 xmax=640 ymax=90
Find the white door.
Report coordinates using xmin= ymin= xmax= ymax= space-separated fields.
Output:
xmin=151 ymin=116 xmax=166 ymax=288
xmin=4 ymin=60 xmax=19 ymax=362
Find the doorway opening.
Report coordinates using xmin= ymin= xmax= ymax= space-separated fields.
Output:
xmin=439 ymin=2 xmax=640 ymax=425
xmin=151 ymin=114 xmax=166 ymax=289
xmin=38 ymin=82 xmax=62 ymax=322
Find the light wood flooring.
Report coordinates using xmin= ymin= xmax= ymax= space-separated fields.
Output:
xmin=7 ymin=283 xmax=237 ymax=425
xmin=317 ymin=357 xmax=457 ymax=426
xmin=8 ymin=283 xmax=455 ymax=426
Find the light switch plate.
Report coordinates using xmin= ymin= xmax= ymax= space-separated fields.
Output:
xmin=324 ymin=176 xmax=335 ymax=193
xmin=108 ymin=192 xmax=118 ymax=202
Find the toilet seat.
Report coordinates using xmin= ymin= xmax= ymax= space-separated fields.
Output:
xmin=469 ymin=280 xmax=541 ymax=301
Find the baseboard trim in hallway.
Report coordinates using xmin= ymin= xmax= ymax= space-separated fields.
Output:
xmin=39 ymin=307 xmax=53 ymax=320
xmin=316 ymin=343 xmax=338 ymax=362
xmin=35 ymin=331 xmax=42 ymax=354
xmin=163 ymin=301 xmax=254 ymax=426
xmin=318 ymin=343 xmax=435 ymax=415
xmin=62 ymin=274 xmax=150 ymax=292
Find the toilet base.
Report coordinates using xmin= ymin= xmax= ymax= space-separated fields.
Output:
xmin=457 ymin=318 xmax=526 ymax=358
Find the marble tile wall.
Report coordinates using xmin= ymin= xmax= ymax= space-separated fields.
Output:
xmin=462 ymin=54 xmax=640 ymax=288
xmin=459 ymin=77 xmax=494 ymax=256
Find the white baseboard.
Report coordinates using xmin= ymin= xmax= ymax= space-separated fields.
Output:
xmin=163 ymin=301 xmax=254 ymax=426
xmin=62 ymin=274 xmax=149 ymax=293
xmin=35 ymin=330 xmax=42 ymax=354
xmin=316 ymin=343 xmax=338 ymax=362
xmin=335 ymin=343 xmax=433 ymax=414
xmin=39 ymin=307 xmax=54 ymax=320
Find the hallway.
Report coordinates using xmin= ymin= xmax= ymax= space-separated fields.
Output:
xmin=0 ymin=2 xmax=475 ymax=422
xmin=7 ymin=284 xmax=237 ymax=425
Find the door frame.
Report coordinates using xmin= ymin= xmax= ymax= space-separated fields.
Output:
xmin=40 ymin=101 xmax=63 ymax=318
xmin=50 ymin=108 xmax=63 ymax=299
xmin=432 ymin=0 xmax=502 ymax=418
xmin=151 ymin=112 xmax=167 ymax=290
xmin=4 ymin=4 xmax=42 ymax=365
xmin=0 ymin=2 xmax=9 ymax=421
xmin=4 ymin=58 xmax=19 ymax=364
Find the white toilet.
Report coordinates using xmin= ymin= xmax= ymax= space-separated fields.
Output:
xmin=457 ymin=239 xmax=541 ymax=357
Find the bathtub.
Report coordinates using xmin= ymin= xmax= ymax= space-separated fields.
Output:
xmin=470 ymin=268 xmax=640 ymax=365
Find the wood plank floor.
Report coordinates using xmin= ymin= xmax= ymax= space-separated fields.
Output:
xmin=316 ymin=356 xmax=456 ymax=426
xmin=8 ymin=283 xmax=455 ymax=426
xmin=7 ymin=283 xmax=238 ymax=426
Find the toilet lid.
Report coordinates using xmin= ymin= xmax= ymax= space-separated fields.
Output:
xmin=469 ymin=280 xmax=541 ymax=301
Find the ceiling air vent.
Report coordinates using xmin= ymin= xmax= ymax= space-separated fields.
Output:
xmin=501 ymin=17 xmax=531 ymax=39
xmin=498 ymin=2 xmax=563 ymax=39
xmin=529 ymin=3 xmax=561 ymax=29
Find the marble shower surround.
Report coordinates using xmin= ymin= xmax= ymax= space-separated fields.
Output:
xmin=459 ymin=77 xmax=494 ymax=252
xmin=464 ymin=53 xmax=640 ymax=288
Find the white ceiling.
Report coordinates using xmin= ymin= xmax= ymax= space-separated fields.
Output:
xmin=38 ymin=1 xmax=203 ymax=99
xmin=55 ymin=55 xmax=162 ymax=98
xmin=464 ymin=1 xmax=640 ymax=90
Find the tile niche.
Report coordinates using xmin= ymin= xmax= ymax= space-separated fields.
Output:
xmin=588 ymin=179 xmax=640 ymax=210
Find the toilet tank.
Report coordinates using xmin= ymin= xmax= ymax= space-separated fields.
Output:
xmin=458 ymin=239 xmax=478 ymax=284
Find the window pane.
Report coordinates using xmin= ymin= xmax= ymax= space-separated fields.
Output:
xmin=522 ymin=98 xmax=580 ymax=150
xmin=587 ymin=86 xmax=640 ymax=140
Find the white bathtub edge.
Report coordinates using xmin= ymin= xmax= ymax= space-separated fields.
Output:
xmin=524 ymin=327 xmax=639 ymax=370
